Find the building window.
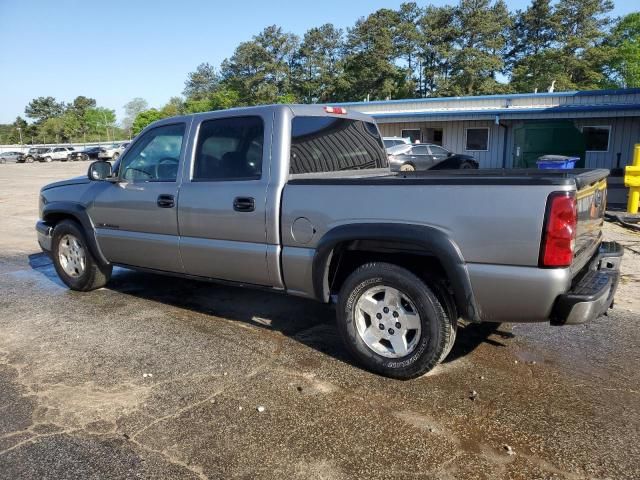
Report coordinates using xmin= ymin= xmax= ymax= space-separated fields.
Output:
xmin=401 ymin=129 xmax=421 ymax=143
xmin=583 ymin=126 xmax=610 ymax=152
xmin=465 ymin=128 xmax=489 ymax=151
xmin=424 ymin=128 xmax=443 ymax=146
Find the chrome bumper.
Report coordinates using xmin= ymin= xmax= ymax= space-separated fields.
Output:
xmin=551 ymin=241 xmax=623 ymax=325
xmin=36 ymin=220 xmax=53 ymax=252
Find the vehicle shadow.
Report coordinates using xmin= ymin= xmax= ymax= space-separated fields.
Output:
xmin=443 ymin=321 xmax=514 ymax=363
xmin=28 ymin=252 xmax=515 ymax=373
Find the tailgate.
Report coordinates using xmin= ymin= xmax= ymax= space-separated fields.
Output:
xmin=573 ymin=170 xmax=608 ymax=273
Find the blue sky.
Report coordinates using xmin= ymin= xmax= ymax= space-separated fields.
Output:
xmin=0 ymin=0 xmax=637 ymax=124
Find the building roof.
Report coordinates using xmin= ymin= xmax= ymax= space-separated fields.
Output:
xmin=340 ymin=88 xmax=640 ymax=122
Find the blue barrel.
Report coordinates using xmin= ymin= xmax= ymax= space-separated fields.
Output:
xmin=536 ymin=155 xmax=580 ymax=169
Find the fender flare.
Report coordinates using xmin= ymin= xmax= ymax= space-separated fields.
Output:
xmin=312 ymin=223 xmax=481 ymax=323
xmin=42 ymin=201 xmax=109 ymax=266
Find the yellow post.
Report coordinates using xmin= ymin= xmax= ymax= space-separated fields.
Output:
xmin=625 ymin=144 xmax=640 ymax=214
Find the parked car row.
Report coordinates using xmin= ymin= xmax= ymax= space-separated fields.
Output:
xmin=0 ymin=142 xmax=131 ymax=164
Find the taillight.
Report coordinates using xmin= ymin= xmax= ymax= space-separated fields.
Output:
xmin=324 ymin=106 xmax=347 ymax=114
xmin=540 ymin=192 xmax=577 ymax=268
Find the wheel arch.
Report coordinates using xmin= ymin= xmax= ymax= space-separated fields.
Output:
xmin=312 ymin=223 xmax=481 ymax=323
xmin=42 ymin=201 xmax=109 ymax=266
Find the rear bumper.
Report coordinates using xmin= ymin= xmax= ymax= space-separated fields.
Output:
xmin=550 ymin=241 xmax=623 ymax=325
xmin=36 ymin=220 xmax=53 ymax=253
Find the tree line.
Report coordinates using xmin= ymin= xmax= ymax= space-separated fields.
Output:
xmin=130 ymin=0 xmax=638 ymax=134
xmin=0 ymin=96 xmax=126 ymax=145
xmin=2 ymin=0 xmax=638 ymax=142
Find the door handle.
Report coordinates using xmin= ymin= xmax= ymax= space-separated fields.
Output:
xmin=233 ymin=197 xmax=255 ymax=212
xmin=157 ymin=194 xmax=175 ymax=208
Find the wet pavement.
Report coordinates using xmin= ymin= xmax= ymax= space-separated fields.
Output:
xmin=1 ymin=162 xmax=639 ymax=479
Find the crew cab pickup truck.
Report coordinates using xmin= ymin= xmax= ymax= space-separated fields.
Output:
xmin=36 ymin=105 xmax=623 ymax=379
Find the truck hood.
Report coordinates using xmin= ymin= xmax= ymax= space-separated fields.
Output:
xmin=41 ymin=176 xmax=90 ymax=191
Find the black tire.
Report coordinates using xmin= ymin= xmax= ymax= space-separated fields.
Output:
xmin=426 ymin=277 xmax=458 ymax=363
xmin=26 ymin=156 xmax=34 ymax=163
xmin=112 ymin=152 xmax=120 ymax=160
xmin=459 ymin=160 xmax=477 ymax=169
xmin=51 ymin=219 xmax=112 ymax=291
xmin=337 ymin=262 xmax=454 ymax=379
xmin=399 ymin=163 xmax=416 ymax=172
xmin=42 ymin=156 xmax=52 ymax=163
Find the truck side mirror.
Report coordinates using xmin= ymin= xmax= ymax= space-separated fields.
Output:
xmin=88 ymin=161 xmax=112 ymax=181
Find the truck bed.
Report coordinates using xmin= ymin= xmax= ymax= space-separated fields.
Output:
xmin=289 ymin=168 xmax=610 ymax=189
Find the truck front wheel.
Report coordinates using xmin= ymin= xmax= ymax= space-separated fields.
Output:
xmin=337 ymin=262 xmax=453 ymax=379
xmin=51 ymin=220 xmax=112 ymax=291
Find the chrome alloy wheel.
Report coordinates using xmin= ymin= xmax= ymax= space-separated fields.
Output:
xmin=58 ymin=234 xmax=86 ymax=278
xmin=354 ymin=285 xmax=422 ymax=358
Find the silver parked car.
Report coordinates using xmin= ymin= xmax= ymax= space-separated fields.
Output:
xmin=98 ymin=143 xmax=129 ymax=161
xmin=382 ymin=136 xmax=411 ymax=149
xmin=0 ymin=151 xmax=24 ymax=164
xmin=387 ymin=143 xmax=478 ymax=171
xmin=35 ymin=104 xmax=622 ymax=379
xmin=36 ymin=146 xmax=75 ymax=162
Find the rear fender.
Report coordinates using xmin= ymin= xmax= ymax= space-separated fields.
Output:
xmin=312 ymin=223 xmax=481 ymax=322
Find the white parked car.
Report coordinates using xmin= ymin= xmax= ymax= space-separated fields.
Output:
xmin=382 ymin=136 xmax=412 ymax=150
xmin=37 ymin=147 xmax=75 ymax=162
xmin=98 ymin=143 xmax=129 ymax=161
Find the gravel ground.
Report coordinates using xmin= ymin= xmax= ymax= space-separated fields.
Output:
xmin=1 ymin=162 xmax=639 ymax=479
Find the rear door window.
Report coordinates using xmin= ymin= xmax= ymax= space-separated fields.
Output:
xmin=290 ymin=116 xmax=387 ymax=174
xmin=193 ymin=116 xmax=264 ymax=181
xmin=412 ymin=145 xmax=429 ymax=155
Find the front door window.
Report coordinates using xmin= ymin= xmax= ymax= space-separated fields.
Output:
xmin=119 ymin=124 xmax=185 ymax=182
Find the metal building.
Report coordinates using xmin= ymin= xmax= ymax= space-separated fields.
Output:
xmin=342 ymin=88 xmax=640 ymax=170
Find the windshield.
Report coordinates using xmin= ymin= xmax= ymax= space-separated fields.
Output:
xmin=290 ymin=116 xmax=387 ymax=174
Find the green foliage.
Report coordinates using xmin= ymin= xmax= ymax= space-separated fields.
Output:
xmin=509 ymin=0 xmax=615 ymax=92
xmin=24 ymin=96 xmax=65 ymax=124
xmin=601 ymin=12 xmax=640 ymax=88
xmin=131 ymin=109 xmax=165 ymax=136
xmin=221 ymin=25 xmax=299 ymax=105
xmin=183 ymin=98 xmax=211 ymax=114
xmin=293 ymin=24 xmax=344 ymax=103
xmin=183 ymin=63 xmax=220 ymax=99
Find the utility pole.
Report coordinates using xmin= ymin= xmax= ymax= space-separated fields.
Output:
xmin=17 ymin=127 xmax=23 ymax=145
xmin=101 ymin=111 xmax=111 ymax=142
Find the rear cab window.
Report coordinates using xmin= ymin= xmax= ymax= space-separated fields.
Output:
xmin=289 ymin=116 xmax=388 ymax=174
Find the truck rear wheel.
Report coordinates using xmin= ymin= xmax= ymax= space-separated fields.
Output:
xmin=51 ymin=220 xmax=112 ymax=291
xmin=337 ymin=262 xmax=453 ymax=379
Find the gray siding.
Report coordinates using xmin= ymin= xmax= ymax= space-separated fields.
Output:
xmin=574 ymin=117 xmax=640 ymax=169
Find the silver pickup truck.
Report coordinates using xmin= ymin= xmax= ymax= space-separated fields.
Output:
xmin=36 ymin=105 xmax=622 ymax=379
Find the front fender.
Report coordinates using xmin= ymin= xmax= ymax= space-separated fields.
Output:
xmin=41 ymin=201 xmax=109 ymax=266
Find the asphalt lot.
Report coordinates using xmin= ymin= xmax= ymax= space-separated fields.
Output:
xmin=1 ymin=162 xmax=639 ymax=479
